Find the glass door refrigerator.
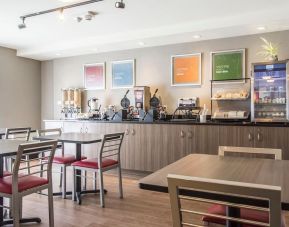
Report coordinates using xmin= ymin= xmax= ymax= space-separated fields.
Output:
xmin=251 ymin=61 xmax=289 ymax=122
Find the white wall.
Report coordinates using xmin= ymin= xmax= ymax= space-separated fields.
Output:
xmin=0 ymin=47 xmax=41 ymax=128
xmin=41 ymin=30 xmax=289 ymax=120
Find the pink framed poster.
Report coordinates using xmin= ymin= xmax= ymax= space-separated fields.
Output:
xmin=83 ymin=63 xmax=105 ymax=90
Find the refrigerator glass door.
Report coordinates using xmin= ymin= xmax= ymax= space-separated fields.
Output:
xmin=253 ymin=63 xmax=287 ymax=122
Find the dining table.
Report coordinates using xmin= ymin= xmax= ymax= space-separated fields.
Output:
xmin=0 ymin=139 xmax=42 ymax=225
xmin=34 ymin=132 xmax=103 ymax=203
xmin=139 ymin=154 xmax=289 ymax=227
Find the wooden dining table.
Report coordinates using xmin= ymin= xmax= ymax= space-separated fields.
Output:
xmin=139 ymin=154 xmax=289 ymax=226
xmin=34 ymin=132 xmax=103 ymax=203
xmin=0 ymin=139 xmax=42 ymax=226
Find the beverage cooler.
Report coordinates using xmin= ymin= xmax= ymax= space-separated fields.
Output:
xmin=251 ymin=61 xmax=289 ymax=122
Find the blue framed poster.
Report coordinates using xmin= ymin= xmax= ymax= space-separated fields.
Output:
xmin=112 ymin=59 xmax=135 ymax=89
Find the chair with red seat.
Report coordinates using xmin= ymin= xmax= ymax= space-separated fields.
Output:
xmin=72 ymin=132 xmax=125 ymax=207
xmin=167 ymin=174 xmax=284 ymax=227
xmin=37 ymin=128 xmax=86 ymax=199
xmin=203 ymin=146 xmax=283 ymax=226
xmin=0 ymin=140 xmax=57 ymax=227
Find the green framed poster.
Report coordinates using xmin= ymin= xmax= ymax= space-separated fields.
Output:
xmin=211 ymin=49 xmax=245 ymax=82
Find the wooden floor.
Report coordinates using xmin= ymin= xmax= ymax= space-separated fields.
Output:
xmin=14 ymin=170 xmax=289 ymax=227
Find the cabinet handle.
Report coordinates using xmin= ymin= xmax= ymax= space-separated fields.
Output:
xmin=80 ymin=127 xmax=83 ymax=133
xmin=188 ymin=131 xmax=193 ymax=139
xmin=125 ymin=129 xmax=129 ymax=135
xmin=257 ymin=132 xmax=262 ymax=141
xmin=85 ymin=127 xmax=88 ymax=133
xmin=248 ymin=133 xmax=253 ymax=141
xmin=180 ymin=130 xmax=185 ymax=138
xmin=131 ymin=129 xmax=136 ymax=136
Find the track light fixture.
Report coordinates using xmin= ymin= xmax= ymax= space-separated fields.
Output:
xmin=18 ymin=17 xmax=26 ymax=29
xmin=115 ymin=0 xmax=125 ymax=9
xmin=18 ymin=0 xmax=126 ymax=29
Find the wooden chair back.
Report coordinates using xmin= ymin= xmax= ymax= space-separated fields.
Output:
xmin=167 ymin=174 xmax=282 ymax=227
xmin=218 ymin=146 xmax=282 ymax=160
xmin=5 ymin=127 xmax=31 ymax=141
xmin=12 ymin=140 xmax=58 ymax=193
xmin=98 ymin=133 xmax=125 ymax=166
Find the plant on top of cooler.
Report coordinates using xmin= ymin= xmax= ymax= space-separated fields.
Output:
xmin=258 ymin=37 xmax=279 ymax=62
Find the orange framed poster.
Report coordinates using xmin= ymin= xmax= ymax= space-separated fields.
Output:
xmin=171 ymin=53 xmax=202 ymax=86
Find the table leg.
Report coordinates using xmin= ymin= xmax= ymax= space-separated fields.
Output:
xmin=226 ymin=206 xmax=241 ymax=227
xmin=75 ymin=143 xmax=82 ymax=202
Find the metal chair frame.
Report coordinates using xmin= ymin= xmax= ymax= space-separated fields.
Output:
xmin=4 ymin=127 xmax=31 ymax=173
xmin=167 ymin=174 xmax=282 ymax=227
xmin=72 ymin=132 xmax=125 ymax=207
xmin=0 ymin=140 xmax=57 ymax=227
xmin=37 ymin=128 xmax=71 ymax=199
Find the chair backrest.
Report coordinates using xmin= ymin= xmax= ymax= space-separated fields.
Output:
xmin=167 ymin=174 xmax=282 ymax=227
xmin=5 ymin=127 xmax=31 ymax=141
xmin=218 ymin=146 xmax=282 ymax=160
xmin=98 ymin=133 xmax=125 ymax=166
xmin=12 ymin=140 xmax=58 ymax=193
xmin=37 ymin=128 xmax=62 ymax=137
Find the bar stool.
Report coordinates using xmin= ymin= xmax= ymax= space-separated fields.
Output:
xmin=37 ymin=128 xmax=86 ymax=199
xmin=72 ymin=132 xmax=125 ymax=207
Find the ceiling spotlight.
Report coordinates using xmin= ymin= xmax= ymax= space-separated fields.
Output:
xmin=76 ymin=16 xmax=83 ymax=22
xmin=193 ymin=35 xmax=201 ymax=39
xmin=115 ymin=0 xmax=125 ymax=9
xmin=85 ymin=11 xmax=97 ymax=20
xmin=59 ymin=8 xmax=65 ymax=20
xmin=18 ymin=17 xmax=26 ymax=29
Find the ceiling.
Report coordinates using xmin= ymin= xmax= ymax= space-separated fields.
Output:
xmin=1 ymin=0 xmax=289 ymax=61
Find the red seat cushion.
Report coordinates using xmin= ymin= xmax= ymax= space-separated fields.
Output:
xmin=203 ymin=205 xmax=285 ymax=227
xmin=2 ymin=171 xmax=12 ymax=177
xmin=0 ymin=175 xmax=48 ymax=194
xmin=71 ymin=158 xmax=118 ymax=169
xmin=44 ymin=155 xmax=86 ymax=165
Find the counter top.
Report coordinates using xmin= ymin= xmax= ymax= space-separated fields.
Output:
xmin=44 ymin=119 xmax=289 ymax=127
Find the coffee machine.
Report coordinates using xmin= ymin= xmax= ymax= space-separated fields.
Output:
xmin=88 ymin=97 xmax=102 ymax=119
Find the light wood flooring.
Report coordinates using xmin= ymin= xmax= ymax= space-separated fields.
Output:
xmin=11 ymin=169 xmax=289 ymax=227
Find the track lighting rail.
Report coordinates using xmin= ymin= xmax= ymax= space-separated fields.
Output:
xmin=20 ymin=0 xmax=104 ymax=20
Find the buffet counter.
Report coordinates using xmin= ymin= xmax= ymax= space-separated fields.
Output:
xmin=44 ymin=119 xmax=289 ymax=172
xmin=44 ymin=119 xmax=289 ymax=127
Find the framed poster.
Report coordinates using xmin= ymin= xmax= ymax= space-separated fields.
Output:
xmin=83 ymin=63 xmax=105 ymax=90
xmin=112 ymin=59 xmax=135 ymax=89
xmin=211 ymin=49 xmax=245 ymax=82
xmin=171 ymin=53 xmax=202 ymax=86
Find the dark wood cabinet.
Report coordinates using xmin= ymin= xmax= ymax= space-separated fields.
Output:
xmin=219 ymin=126 xmax=254 ymax=147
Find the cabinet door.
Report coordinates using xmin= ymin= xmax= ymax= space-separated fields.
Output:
xmin=219 ymin=126 xmax=254 ymax=148
xmin=63 ymin=121 xmax=84 ymax=133
xmin=44 ymin=121 xmax=64 ymax=130
xmin=254 ymin=127 xmax=289 ymax=159
xmin=195 ymin=125 xmax=219 ymax=155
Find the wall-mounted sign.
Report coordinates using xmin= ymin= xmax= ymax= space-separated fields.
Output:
xmin=211 ymin=49 xmax=245 ymax=82
xmin=171 ymin=53 xmax=202 ymax=86
xmin=83 ymin=63 xmax=106 ymax=90
xmin=112 ymin=59 xmax=135 ymax=89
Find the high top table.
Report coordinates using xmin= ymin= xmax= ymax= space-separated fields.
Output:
xmin=0 ymin=140 xmax=41 ymax=225
xmin=34 ymin=132 xmax=103 ymax=203
xmin=139 ymin=154 xmax=289 ymax=227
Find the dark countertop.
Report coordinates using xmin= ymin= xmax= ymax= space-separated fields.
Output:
xmin=44 ymin=119 xmax=289 ymax=128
